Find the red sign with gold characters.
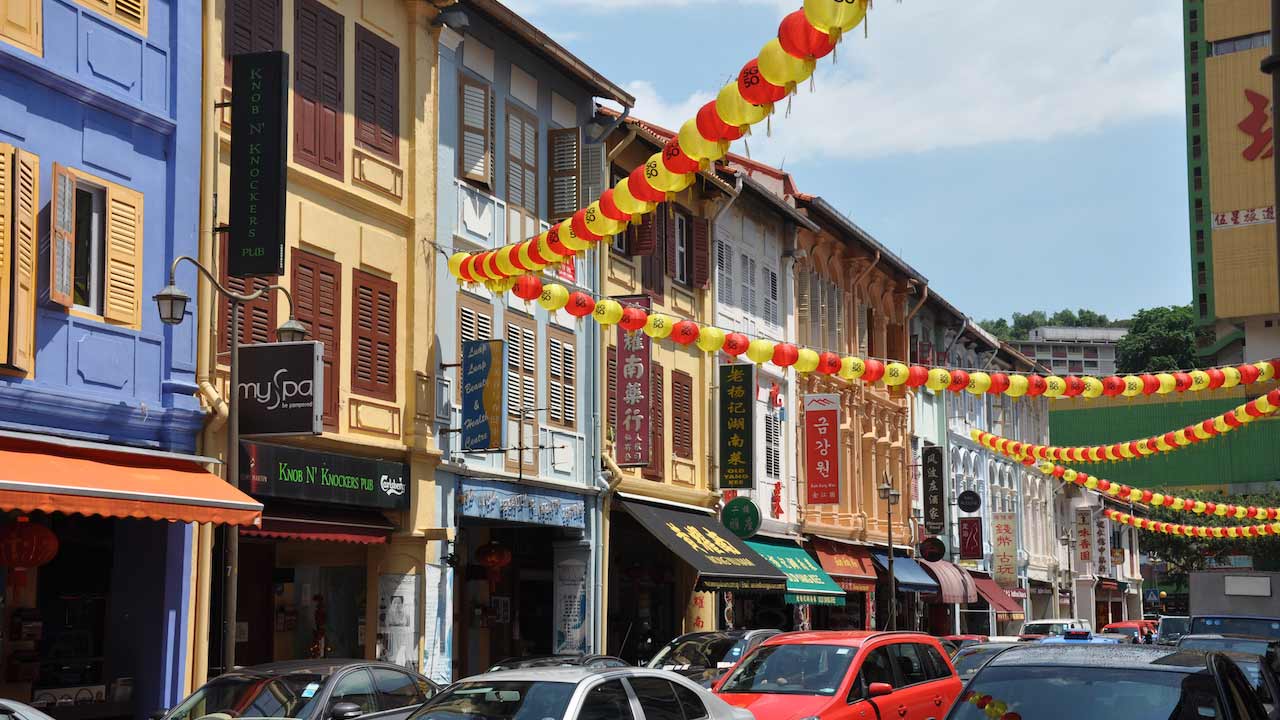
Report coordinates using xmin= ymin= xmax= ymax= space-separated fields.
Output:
xmin=803 ymin=394 xmax=841 ymax=505
xmin=1076 ymin=509 xmax=1094 ymax=576
xmin=959 ymin=517 xmax=983 ymax=560
xmin=614 ymin=296 xmax=651 ymax=467
xmin=992 ymin=511 xmax=1017 ymax=589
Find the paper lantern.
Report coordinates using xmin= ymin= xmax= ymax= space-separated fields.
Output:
xmin=926 ymin=368 xmax=953 ymax=392
xmin=1120 ymin=375 xmax=1143 ymax=397
xmin=672 ymin=321 xmax=700 ymax=345
xmin=906 ymin=365 xmax=930 ymax=388
xmin=644 ymin=314 xmax=675 ymax=339
xmin=565 ymin=292 xmax=596 ymax=318
xmin=543 ymin=230 xmax=572 ymax=263
xmin=0 ymin=518 xmax=59 ymax=587
xmin=747 ymin=339 xmax=776 ymax=365
xmin=884 ymin=362 xmax=910 ymax=386
xmin=1206 ymin=368 xmax=1226 ymax=390
xmin=816 ymin=352 xmax=842 ymax=375
xmin=584 ymin=202 xmax=623 ymax=238
xmin=862 ymin=359 xmax=886 ymax=383
xmin=1173 ymin=372 xmax=1193 ymax=392
xmin=738 ymin=59 xmax=787 ymax=105
xmin=773 ymin=343 xmax=800 ymax=368
xmin=778 ymin=9 xmax=836 ymax=59
xmin=757 ymin=39 xmax=816 ymax=89
xmin=593 ymin=298 xmax=623 ymax=326
xmin=967 ymin=372 xmax=992 ymax=395
xmin=1100 ymin=376 xmax=1124 ymax=397
xmin=1062 ymin=376 xmax=1084 ymax=398
xmin=793 ymin=348 xmax=820 ymax=373
xmin=448 ymin=252 xmax=468 ymax=279
xmin=1188 ymin=369 xmax=1210 ymax=391
xmin=697 ymin=326 xmax=726 ymax=353
xmin=662 ymin=137 xmax=702 ymax=175
xmin=696 ymin=100 xmax=743 ymax=142
xmin=628 ymin=164 xmax=666 ymax=204
xmin=716 ymin=82 xmax=771 ymax=129
xmin=1025 ymin=374 xmax=1047 ymax=397
xmin=612 ymin=178 xmax=656 ymax=217
xmin=1259 ymin=361 xmax=1277 ymax=382
xmin=571 ymin=209 xmax=605 ymax=245
xmin=1041 ymin=375 xmax=1064 ymax=398
xmin=493 ymin=244 xmax=520 ymax=276
xmin=538 ymin=283 xmax=570 ymax=312
xmin=513 ymin=274 xmax=543 ymax=302
xmin=949 ymin=369 xmax=971 ymax=393
xmin=1155 ymin=373 xmax=1176 ymax=394
xmin=1081 ymin=376 xmax=1103 ymax=399
xmin=839 ymin=356 xmax=865 ymax=380
xmin=517 ymin=239 xmax=548 ymax=272
xmin=599 ymin=189 xmax=631 ymax=223
xmin=557 ymin=221 xmax=590 ymax=253
xmin=723 ymin=333 xmax=750 ymax=356
xmin=803 ymin=0 xmax=867 ymax=34
xmin=619 ymin=306 xmax=648 ymax=332
xmin=643 ymin=153 xmax=690 ymax=194
xmin=1221 ymin=366 xmax=1241 ymax=388
xmin=1240 ymin=363 xmax=1262 ymax=385
xmin=1002 ymin=374 xmax=1027 ymax=398
xmin=988 ymin=373 xmax=1010 ymax=395
xmin=1139 ymin=374 xmax=1160 ymax=395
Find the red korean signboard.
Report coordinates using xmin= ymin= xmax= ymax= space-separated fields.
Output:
xmin=803 ymin=394 xmax=841 ymax=505
xmin=959 ymin=517 xmax=983 ymax=560
xmin=614 ymin=296 xmax=651 ymax=467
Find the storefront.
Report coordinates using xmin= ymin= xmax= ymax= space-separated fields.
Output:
xmin=452 ymin=476 xmax=591 ymax=677
xmin=741 ymin=537 xmax=845 ymax=632
xmin=919 ymin=559 xmax=978 ymax=635
xmin=1028 ymin=580 xmax=1056 ymax=620
xmin=225 ymin=441 xmax=409 ymax=669
xmin=0 ymin=433 xmax=261 ymax=720
xmin=809 ymin=540 xmax=878 ymax=630
xmin=971 ymin=574 xmax=1025 ymax=635
xmin=1095 ymin=579 xmax=1128 ymax=627
xmin=870 ymin=552 xmax=939 ymax=631
xmin=607 ymin=499 xmax=785 ymax=663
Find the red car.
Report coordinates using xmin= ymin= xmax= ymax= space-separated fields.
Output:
xmin=1100 ymin=620 xmax=1157 ymax=642
xmin=715 ymin=631 xmax=963 ymax=720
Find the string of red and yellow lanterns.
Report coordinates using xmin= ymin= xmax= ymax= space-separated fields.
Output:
xmin=445 ymin=1 xmax=866 ymax=290
xmin=958 ymin=689 xmax=1021 ymax=720
xmin=1104 ymin=508 xmax=1280 ymax=540
xmin=972 ymin=388 xmax=1280 ymax=463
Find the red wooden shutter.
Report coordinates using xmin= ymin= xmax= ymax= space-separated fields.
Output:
xmin=292 ymin=251 xmax=342 ymax=428
xmin=630 ymin=213 xmax=656 ymax=256
xmin=294 ymin=0 xmax=344 ymax=179
xmin=355 ymin=24 xmax=398 ymax=162
xmin=225 ymin=0 xmax=282 ymax=83
xmin=607 ymin=345 xmax=617 ymax=434
xmin=672 ymin=370 xmax=693 ymax=459
xmin=218 ymin=234 xmax=276 ymax=355
xmin=692 ymin=217 xmax=710 ymax=288
xmin=644 ymin=361 xmax=664 ymax=480
xmin=352 ymin=270 xmax=397 ymax=401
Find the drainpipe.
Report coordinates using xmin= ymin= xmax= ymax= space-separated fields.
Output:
xmin=594 ymin=455 xmax=626 ymax=652
xmin=851 ymin=250 xmax=881 ymax=289
xmin=905 ymin=285 xmax=929 ymax=323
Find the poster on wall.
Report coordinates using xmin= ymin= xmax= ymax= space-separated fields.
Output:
xmin=992 ymin=512 xmax=1018 ymax=589
xmin=1076 ymin=509 xmax=1095 ymax=577
xmin=922 ymin=445 xmax=945 ymax=534
xmin=803 ymin=394 xmax=841 ymax=505
xmin=959 ymin=517 xmax=983 ymax=560
xmin=460 ymin=339 xmax=505 ymax=451
xmin=719 ymin=363 xmax=756 ymax=490
xmin=615 ymin=296 xmax=652 ymax=467
xmin=377 ymin=574 xmax=420 ymax=671
xmin=420 ymin=563 xmax=451 ymax=684
xmin=553 ymin=558 xmax=588 ymax=655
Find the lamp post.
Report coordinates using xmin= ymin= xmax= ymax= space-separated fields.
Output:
xmin=1059 ymin=531 xmax=1075 ymax=620
xmin=878 ymin=470 xmax=902 ymax=630
xmin=154 ymin=255 xmax=305 ymax=674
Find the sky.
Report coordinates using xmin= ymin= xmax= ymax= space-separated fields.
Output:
xmin=501 ymin=0 xmax=1192 ymax=323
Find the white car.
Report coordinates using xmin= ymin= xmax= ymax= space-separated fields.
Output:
xmin=409 ymin=667 xmax=753 ymax=720
xmin=1018 ymin=618 xmax=1093 ymax=638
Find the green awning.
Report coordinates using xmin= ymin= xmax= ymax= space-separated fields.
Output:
xmin=745 ymin=537 xmax=846 ymax=607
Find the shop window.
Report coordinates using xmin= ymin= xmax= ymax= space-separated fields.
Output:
xmin=1 ymin=0 xmax=41 ymax=55
xmin=294 ymin=0 xmax=345 ymax=180
xmin=672 ymin=370 xmax=693 ymax=459
xmin=371 ymin=668 xmax=423 ymax=709
xmin=458 ymin=75 xmax=493 ymax=187
xmin=351 ymin=270 xmax=397 ymax=400
xmin=0 ymin=144 xmax=38 ymax=374
xmin=580 ymin=681 xmax=634 ymax=720
xmin=224 ymin=0 xmax=281 ymax=83
xmin=330 ymin=669 xmax=378 ymax=714
xmin=547 ymin=328 xmax=576 ymax=429
xmin=354 ymin=24 xmax=399 ymax=163
xmin=628 ymin=677 xmax=683 ymax=720
xmin=77 ymin=0 xmax=146 ymax=35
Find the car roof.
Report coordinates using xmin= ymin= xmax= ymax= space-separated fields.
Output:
xmin=1183 ymin=634 xmax=1276 ymax=642
xmin=760 ymin=631 xmax=936 ymax=648
xmin=958 ymin=642 xmax=1022 ymax=653
xmin=453 ymin=667 xmax=666 ymax=684
xmin=221 ymin=659 xmax=393 ymax=679
xmin=1104 ymin=621 xmax=1147 ymax=627
xmin=986 ymin=644 xmax=1215 ymax=672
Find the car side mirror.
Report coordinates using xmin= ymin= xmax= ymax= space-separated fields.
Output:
xmin=868 ymin=682 xmax=894 ymax=698
xmin=330 ymin=702 xmax=364 ymax=720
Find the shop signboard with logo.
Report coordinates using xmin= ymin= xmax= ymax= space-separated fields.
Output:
xmin=803 ymin=394 xmax=840 ymax=504
xmin=241 ymin=440 xmax=409 ymax=510
xmin=719 ymin=363 xmax=755 ymax=490
xmin=992 ymin=511 xmax=1018 ymax=589
xmin=615 ymin=296 xmax=651 ymax=467
xmin=229 ymin=51 xmax=289 ymax=277
xmin=458 ymin=477 xmax=585 ymax=529
xmin=922 ymin=445 xmax=945 ymax=534
xmin=460 ymin=339 xmax=505 ymax=451
xmin=237 ymin=342 xmax=323 ymax=436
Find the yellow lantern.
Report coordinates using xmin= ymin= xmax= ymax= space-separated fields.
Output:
xmin=884 ymin=362 xmax=910 ymax=386
xmin=839 ymin=357 xmax=865 ymax=380
xmin=795 ymin=348 xmax=821 ymax=374
xmin=1173 ymin=430 xmax=1191 ymax=446
xmin=803 ymin=0 xmax=867 ymax=34
xmin=1215 ymin=504 xmax=1228 ymax=516
xmin=494 ymin=244 xmax=520 ymax=276
xmin=1006 ymin=374 xmax=1029 ymax=398
xmin=1228 ymin=527 xmax=1240 ymax=538
xmin=1063 ymin=469 xmax=1078 ymax=483
xmin=1235 ymin=505 xmax=1248 ymax=519
xmin=678 ymin=119 xmax=727 ymax=164
xmin=558 ymin=221 xmax=591 ymax=252
xmin=1189 ymin=370 xmax=1210 ymax=391
xmin=643 ymin=314 xmax=675 ymax=339
xmin=1151 ymin=492 xmax=1165 ymax=506
xmin=746 ymin=339 xmax=776 ymax=365
xmin=1039 ymin=460 xmax=1055 ymax=475
xmin=644 ymin=153 xmax=687 ymax=194
xmin=1044 ymin=376 xmax=1065 ymax=398
xmin=515 ymin=240 xmax=547 ymax=272
xmin=1214 ymin=416 xmax=1230 ymax=434
xmin=537 ymin=283 xmax=569 ymax=312
xmin=1084 ymin=476 xmax=1099 ymax=490
xmin=1258 ymin=361 xmax=1276 ymax=382
xmin=1222 ymin=366 xmax=1242 ymax=388
xmin=967 ymin=372 xmax=992 ymax=395
xmin=1121 ymin=375 xmax=1143 ymax=397
xmin=716 ymin=82 xmax=771 ymax=130
xmin=758 ymin=38 xmax=816 ymax=89
xmin=1155 ymin=437 xmax=1172 ymax=452
xmin=1108 ymin=484 xmax=1121 ymax=497
xmin=1118 ymin=444 xmax=1134 ymax=459
xmin=612 ymin=178 xmax=655 ymax=217
xmin=1081 ymin=376 xmax=1103 ymax=399
xmin=1193 ymin=501 xmax=1207 ymax=514
xmin=585 ymin=202 xmax=625 ymax=237
xmin=1155 ymin=373 xmax=1176 ymax=394
xmin=1193 ymin=424 xmax=1212 ymax=440
xmin=1235 ymin=407 xmax=1253 ymax=425
xmin=696 ymin=326 xmax=726 ymax=353
xmin=926 ymin=368 xmax=952 ymax=392
xmin=537 ymin=230 xmax=565 ymax=263
xmin=448 ymin=252 xmax=468 ymax=279
xmin=593 ymin=298 xmax=623 ymax=326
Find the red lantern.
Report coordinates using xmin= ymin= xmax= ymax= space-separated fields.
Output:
xmin=1224 ymin=412 xmax=1241 ymax=428
xmin=862 ymin=359 xmax=886 ymax=383
xmin=1101 ymin=376 xmax=1125 ymax=397
xmin=772 ymin=343 xmax=798 ymax=368
xmin=778 ymin=9 xmax=836 ymax=59
xmin=1271 ymin=389 xmax=1280 ymax=406
xmin=696 ymin=101 xmax=743 ymax=142
xmin=1097 ymin=480 xmax=1111 ymax=492
xmin=1183 ymin=425 xmax=1200 ymax=443
xmin=662 ymin=138 xmax=701 ymax=175
xmin=672 ymin=321 xmax=700 ymax=345
xmin=0 ymin=517 xmax=58 ymax=588
xmin=987 ymin=372 xmax=1010 ymax=395
xmin=481 ymin=251 xmax=503 ymax=280
xmin=526 ymin=238 xmax=550 ymax=267
xmin=1025 ymin=375 xmax=1047 ymax=396
xmin=1206 ymin=367 xmax=1226 ymax=389
xmin=546 ymin=225 xmax=574 ymax=259
xmin=457 ymin=254 xmax=478 ymax=283
xmin=1240 ymin=363 xmax=1262 ymax=384
xmin=816 ymin=352 xmax=841 ymax=375
xmin=619 ymin=306 xmax=648 ymax=332
xmin=571 ymin=209 xmax=603 ymax=243
xmin=737 ymin=59 xmax=787 ymax=105
xmin=599 ymin=189 xmax=630 ymax=223
xmin=1201 ymin=418 xmax=1219 ymax=435
xmin=1173 ymin=372 xmax=1193 ymax=392
xmin=1062 ymin=376 xmax=1084 ymax=398
xmin=906 ymin=365 xmax=929 ymax=388
xmin=948 ymin=369 xmax=970 ymax=392
xmin=474 ymin=541 xmax=512 ymax=593
xmin=565 ymin=292 xmax=596 ymax=318
xmin=628 ymin=165 xmax=666 ymax=203
xmin=512 ymin=274 xmax=542 ymax=302
xmin=1140 ymin=374 xmax=1160 ymax=395
xmin=723 ymin=333 xmax=749 ymax=356
xmin=1141 ymin=490 xmax=1154 ymax=504
xmin=1163 ymin=431 xmax=1177 ymax=447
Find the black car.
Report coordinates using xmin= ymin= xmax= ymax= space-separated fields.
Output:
xmin=950 ymin=642 xmax=1021 ymax=682
xmin=647 ymin=630 xmax=779 ymax=687
xmin=488 ymin=655 xmax=630 ymax=671
xmin=947 ymin=644 xmax=1269 ymax=720
xmin=161 ymin=660 xmax=438 ymax=720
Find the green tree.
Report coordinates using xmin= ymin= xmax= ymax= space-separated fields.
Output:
xmin=979 ymin=317 xmax=1013 ymax=340
xmin=1115 ymin=305 xmax=1196 ymax=373
xmin=981 ymin=308 xmax=1122 ymax=341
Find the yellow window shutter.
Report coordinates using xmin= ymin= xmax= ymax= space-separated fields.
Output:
xmin=0 ymin=0 xmax=43 ymax=57
xmin=9 ymin=148 xmax=39 ymax=372
xmin=103 ymin=182 xmax=143 ymax=329
xmin=49 ymin=163 xmax=75 ymax=308
xmin=0 ymin=144 xmax=11 ymax=365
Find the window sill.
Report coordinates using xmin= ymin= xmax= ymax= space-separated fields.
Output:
xmin=67 ymin=306 xmax=139 ymax=332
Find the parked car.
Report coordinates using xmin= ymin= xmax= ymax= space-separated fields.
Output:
xmin=946 ymin=644 xmax=1269 ymax=720
xmin=489 ymin=655 xmax=630 ymax=672
xmin=1179 ymin=634 xmax=1280 ymax=659
xmin=1216 ymin=650 xmax=1280 ymax=719
xmin=950 ymin=643 xmax=1020 ymax=682
xmin=714 ymin=631 xmax=962 ymax=720
xmin=943 ymin=634 xmax=988 ymax=648
xmin=648 ymin=630 xmax=780 ymax=687
xmin=0 ymin=701 xmax=57 ymax=720
xmin=1157 ymin=615 xmax=1191 ymax=645
xmin=937 ymin=639 xmax=959 ymax=657
xmin=409 ymin=667 xmax=751 ymax=720
xmin=1100 ymin=620 xmax=1157 ymax=642
xmin=1039 ymin=629 xmax=1121 ymax=645
xmin=1016 ymin=618 xmax=1091 ymax=641
xmin=160 ymin=660 xmax=438 ymax=720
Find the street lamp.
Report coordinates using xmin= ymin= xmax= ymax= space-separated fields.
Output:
xmin=879 ymin=471 xmax=902 ymax=630
xmin=1059 ymin=532 xmax=1075 ymax=619
xmin=154 ymin=255 xmax=304 ymax=674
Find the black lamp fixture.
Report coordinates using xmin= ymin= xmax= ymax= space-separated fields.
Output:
xmin=153 ymin=284 xmax=191 ymax=325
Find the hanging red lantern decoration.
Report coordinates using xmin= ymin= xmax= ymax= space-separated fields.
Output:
xmin=1239 ymin=363 xmax=1262 ymax=385
xmin=1063 ymin=376 xmax=1084 ymax=398
xmin=778 ymin=9 xmax=836 ymax=60
xmin=737 ymin=59 xmax=787 ymax=105
xmin=722 ymin=333 xmax=750 ymax=356
xmin=987 ymin=372 xmax=1010 ymax=395
xmin=512 ymin=275 xmax=543 ymax=302
xmin=1025 ymin=374 xmax=1047 ymax=397
xmin=599 ymin=189 xmax=631 ymax=224
xmin=947 ymin=369 xmax=970 ymax=392
xmin=619 ymin=306 xmax=648 ymax=332
xmin=1101 ymin=376 xmax=1125 ymax=397
xmin=862 ymin=359 xmax=886 ymax=383
xmin=672 ymin=320 xmax=700 ymax=345
xmin=0 ymin=517 xmax=58 ymax=588
xmin=571 ymin=209 xmax=603 ymax=243
xmin=1173 ymin=372 xmax=1193 ymax=392
xmin=1206 ymin=367 xmax=1226 ymax=389
xmin=662 ymin=138 xmax=701 ymax=175
xmin=474 ymin=541 xmax=512 ymax=593
xmin=906 ymin=365 xmax=930 ymax=388
xmin=1139 ymin=374 xmax=1160 ymax=395
xmin=816 ymin=352 xmax=841 ymax=375
xmin=628 ymin=164 xmax=666 ymax=203
xmin=565 ymin=292 xmax=596 ymax=318
xmin=772 ymin=343 xmax=799 ymax=368
xmin=696 ymin=101 xmax=743 ymax=142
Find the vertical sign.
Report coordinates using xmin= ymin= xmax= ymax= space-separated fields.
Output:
xmin=1095 ymin=515 xmax=1112 ymax=578
xmin=460 ymin=339 xmax=505 ymax=451
xmin=615 ymin=296 xmax=651 ymax=467
xmin=553 ymin=558 xmax=588 ymax=655
xmin=1076 ymin=509 xmax=1094 ymax=577
xmin=992 ymin=511 xmax=1018 ymax=589
xmin=237 ymin=342 xmax=323 ymax=436
xmin=719 ymin=363 xmax=755 ymax=490
xmin=803 ymin=394 xmax=841 ymax=504
xmin=959 ymin=517 xmax=983 ymax=560
xmin=922 ymin=446 xmax=945 ymax=534
xmin=376 ymin=574 xmax=420 ymax=670
xmin=229 ymin=51 xmax=289 ymax=277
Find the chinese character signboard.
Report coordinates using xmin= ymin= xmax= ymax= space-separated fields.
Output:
xmin=460 ymin=339 xmax=505 ymax=451
xmin=803 ymin=394 xmax=840 ymax=504
xmin=922 ymin=445 xmax=945 ymax=534
xmin=1239 ymin=88 xmax=1274 ymax=161
xmin=959 ymin=517 xmax=983 ymax=560
xmin=615 ymin=296 xmax=651 ymax=467
xmin=719 ymin=363 xmax=755 ymax=489
xmin=1095 ymin=515 xmax=1112 ymax=578
xmin=992 ymin=511 xmax=1017 ymax=589
xmin=1076 ymin=509 xmax=1094 ymax=577
xmin=1213 ymin=205 xmax=1276 ymax=229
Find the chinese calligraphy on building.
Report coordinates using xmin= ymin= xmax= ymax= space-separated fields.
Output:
xmin=719 ymin=363 xmax=755 ymax=489
xmin=615 ymin=296 xmax=651 ymax=467
xmin=1075 ymin=509 xmax=1094 ymax=577
xmin=992 ymin=511 xmax=1017 ymax=589
xmin=803 ymin=394 xmax=840 ymax=504
xmin=1212 ymin=205 xmax=1275 ymax=229
xmin=1239 ymin=88 xmax=1274 ymax=161
xmin=1095 ymin=515 xmax=1112 ymax=578
xmin=922 ymin=446 xmax=945 ymax=535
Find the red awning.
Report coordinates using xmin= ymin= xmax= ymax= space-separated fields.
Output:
xmin=241 ymin=506 xmax=394 ymax=544
xmin=920 ymin=559 xmax=978 ymax=604
xmin=812 ymin=540 xmax=877 ymax=593
xmin=974 ymin=577 xmax=1025 ymax=618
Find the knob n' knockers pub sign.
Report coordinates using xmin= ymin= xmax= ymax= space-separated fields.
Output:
xmin=229 ymin=51 xmax=289 ymax=277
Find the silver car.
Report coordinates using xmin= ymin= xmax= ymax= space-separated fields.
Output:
xmin=409 ymin=667 xmax=754 ymax=720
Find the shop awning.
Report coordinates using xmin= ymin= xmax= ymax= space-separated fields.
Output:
xmin=974 ymin=577 xmax=1025 ymax=619
xmin=0 ymin=437 xmax=261 ymax=526
xmin=745 ymin=537 xmax=846 ymax=606
xmin=920 ymin=559 xmax=978 ymax=604
xmin=870 ymin=552 xmax=940 ymax=594
xmin=241 ymin=504 xmax=394 ymax=544
xmin=812 ymin=540 xmax=877 ymax=593
xmin=620 ymin=500 xmax=787 ymax=593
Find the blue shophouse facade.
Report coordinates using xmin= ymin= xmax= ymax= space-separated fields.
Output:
xmin=0 ymin=0 xmax=203 ymax=714
xmin=430 ymin=1 xmax=631 ymax=679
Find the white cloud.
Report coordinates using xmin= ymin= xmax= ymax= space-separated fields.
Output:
xmin=615 ymin=1 xmax=1185 ymax=163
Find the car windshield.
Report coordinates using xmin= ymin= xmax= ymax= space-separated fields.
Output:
xmin=718 ymin=644 xmax=855 ymax=696
xmin=953 ymin=647 xmax=1010 ymax=680
xmin=1180 ymin=637 xmax=1271 ymax=655
xmin=649 ymin=635 xmax=747 ymax=669
xmin=411 ymin=682 xmax=575 ymax=720
xmin=166 ymin=674 xmax=326 ymax=720
xmin=1160 ymin=618 xmax=1190 ymax=637
xmin=1106 ymin=627 xmax=1140 ymax=638
xmin=1192 ymin=618 xmax=1280 ymax=639
xmin=1022 ymin=623 xmax=1069 ymax=636
xmin=948 ymin=665 xmax=1223 ymax=720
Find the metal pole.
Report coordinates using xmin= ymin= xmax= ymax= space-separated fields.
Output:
xmin=887 ymin=477 xmax=896 ymax=631
xmin=223 ymin=299 xmax=240 ymax=673
xmin=1264 ymin=0 xmax=1280 ymax=296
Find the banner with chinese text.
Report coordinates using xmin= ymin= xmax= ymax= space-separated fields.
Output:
xmin=614 ymin=296 xmax=651 ymax=467
xmin=803 ymin=394 xmax=840 ymax=504
xmin=992 ymin=511 xmax=1017 ymax=589
xmin=719 ymin=363 xmax=755 ymax=489
xmin=959 ymin=517 xmax=983 ymax=560
xmin=1076 ymin=509 xmax=1094 ymax=577
xmin=922 ymin=445 xmax=944 ymax=534
xmin=1095 ymin=513 xmax=1112 ymax=578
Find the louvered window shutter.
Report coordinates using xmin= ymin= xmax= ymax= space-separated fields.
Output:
xmin=833 ymin=287 xmax=845 ymax=352
xmin=672 ymin=370 xmax=693 ymax=459
xmin=692 ymin=218 xmax=710 ymax=289
xmin=355 ymin=25 xmax=398 ymax=162
xmin=765 ymin=413 xmax=781 ymax=480
xmin=102 ymin=183 xmax=143 ymax=329
xmin=763 ymin=267 xmax=778 ymax=328
xmin=459 ymin=78 xmax=492 ymax=185
xmin=716 ymin=239 xmax=733 ymax=305
xmin=580 ymin=140 xmax=606 ymax=206
xmin=740 ymin=255 xmax=756 ymax=316
xmin=664 ymin=207 xmax=678 ymax=279
xmin=547 ymin=128 xmax=580 ymax=222
xmin=293 ymin=251 xmax=342 ymax=428
xmin=0 ymin=147 xmax=37 ymax=372
xmin=644 ymin=361 xmax=665 ymax=480
xmin=218 ymin=235 xmax=277 ymax=354
xmin=0 ymin=148 xmax=10 ymax=364
xmin=352 ymin=270 xmax=397 ymax=401
xmin=294 ymin=0 xmax=344 ymax=179
xmin=796 ymin=268 xmax=811 ymax=345
xmin=49 ymin=164 xmax=75 ymax=308
xmin=631 ymin=213 xmax=657 ymax=257
xmin=548 ymin=333 xmax=576 ymax=429
xmin=505 ymin=321 xmax=522 ymax=418
xmin=225 ymin=0 xmax=282 ymax=83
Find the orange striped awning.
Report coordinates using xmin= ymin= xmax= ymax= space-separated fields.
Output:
xmin=0 ymin=438 xmax=262 ymax=527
